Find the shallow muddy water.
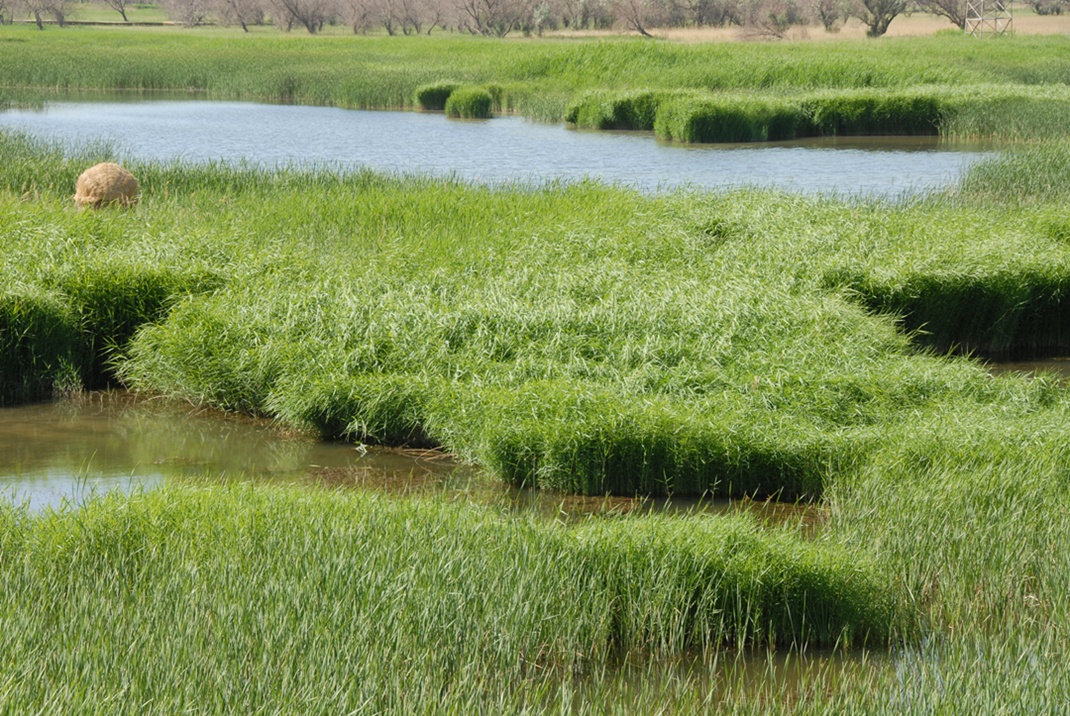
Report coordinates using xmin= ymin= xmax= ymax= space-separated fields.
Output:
xmin=604 ymin=646 xmax=883 ymax=706
xmin=988 ymin=356 xmax=1070 ymax=379
xmin=0 ymin=97 xmax=989 ymax=197
xmin=0 ymin=391 xmax=822 ymax=528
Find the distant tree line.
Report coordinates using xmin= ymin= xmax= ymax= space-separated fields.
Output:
xmin=2 ymin=0 xmax=1035 ymax=37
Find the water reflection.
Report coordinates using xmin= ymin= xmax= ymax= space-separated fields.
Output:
xmin=987 ymin=356 xmax=1070 ymax=379
xmin=0 ymin=391 xmax=823 ymax=529
xmin=583 ymin=645 xmax=883 ymax=707
xmin=0 ymin=97 xmax=990 ymax=197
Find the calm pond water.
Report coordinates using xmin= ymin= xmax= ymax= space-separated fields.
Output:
xmin=0 ymin=391 xmax=822 ymax=528
xmin=0 ymin=98 xmax=990 ymax=197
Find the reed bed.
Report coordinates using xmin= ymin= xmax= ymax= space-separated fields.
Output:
xmin=413 ymin=81 xmax=459 ymax=111
xmin=444 ymin=85 xmax=494 ymax=119
xmin=568 ymin=84 xmax=1070 ymax=143
xmin=0 ymin=483 xmax=891 ymax=713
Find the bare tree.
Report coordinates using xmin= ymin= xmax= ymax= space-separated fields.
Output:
xmin=613 ymin=0 xmax=668 ymax=36
xmin=815 ymin=0 xmax=844 ymax=29
xmin=557 ymin=0 xmax=611 ymax=26
xmin=395 ymin=0 xmax=428 ymax=33
xmin=103 ymin=0 xmax=133 ymax=21
xmin=339 ymin=0 xmax=376 ymax=29
xmin=456 ymin=0 xmax=519 ymax=35
xmin=852 ymin=0 xmax=906 ymax=36
xmin=741 ymin=0 xmax=808 ymax=36
xmin=271 ymin=0 xmax=335 ymax=31
xmin=915 ymin=0 xmax=965 ymax=25
xmin=216 ymin=0 xmax=265 ymax=29
xmin=423 ymin=0 xmax=451 ymax=32
xmin=678 ymin=0 xmax=741 ymax=25
xmin=23 ymin=0 xmax=71 ymax=27
xmin=163 ymin=0 xmax=212 ymax=24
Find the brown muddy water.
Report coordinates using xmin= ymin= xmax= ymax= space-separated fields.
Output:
xmin=0 ymin=391 xmax=859 ymax=698
xmin=987 ymin=356 xmax=1070 ymax=379
xmin=0 ymin=391 xmax=822 ymax=529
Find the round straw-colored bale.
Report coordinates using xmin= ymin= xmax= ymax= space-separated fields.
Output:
xmin=73 ymin=162 xmax=140 ymax=209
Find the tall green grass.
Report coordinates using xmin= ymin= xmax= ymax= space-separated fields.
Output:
xmin=413 ymin=80 xmax=459 ymax=111
xmin=0 ymin=286 xmax=81 ymax=404
xmin=444 ymin=85 xmax=494 ymax=119
xmin=6 ymin=101 xmax=1070 ymax=711
xmin=573 ymin=86 xmax=1066 ymax=143
xmin=0 ymin=483 xmax=892 ymax=712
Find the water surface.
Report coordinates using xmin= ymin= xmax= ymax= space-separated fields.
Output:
xmin=0 ymin=391 xmax=822 ymax=528
xmin=0 ymin=98 xmax=989 ymax=197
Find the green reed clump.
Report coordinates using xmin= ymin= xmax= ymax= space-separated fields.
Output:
xmin=575 ymin=515 xmax=893 ymax=649
xmin=0 ymin=483 xmax=893 ymax=712
xmin=802 ymin=89 xmax=942 ymax=137
xmin=414 ymin=81 xmax=459 ymax=111
xmin=0 ymin=286 xmax=82 ymax=405
xmin=270 ymin=371 xmax=436 ymax=446
xmin=654 ymin=94 xmax=803 ymax=143
xmin=48 ymin=263 xmax=223 ymax=387
xmin=565 ymin=89 xmax=667 ymax=131
xmin=833 ymin=267 xmax=1070 ymax=357
xmin=468 ymin=381 xmax=840 ymax=499
xmin=444 ymin=85 xmax=494 ymax=119
xmin=941 ymin=84 xmax=1070 ymax=142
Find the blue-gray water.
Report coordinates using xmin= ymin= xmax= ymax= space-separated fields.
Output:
xmin=0 ymin=99 xmax=990 ymax=196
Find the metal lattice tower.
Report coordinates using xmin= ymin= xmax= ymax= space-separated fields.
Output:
xmin=964 ymin=0 xmax=1012 ymax=36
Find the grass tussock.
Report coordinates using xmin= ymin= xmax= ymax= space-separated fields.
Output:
xmin=444 ymin=85 xmax=494 ymax=119
xmin=414 ymin=81 xmax=459 ymax=111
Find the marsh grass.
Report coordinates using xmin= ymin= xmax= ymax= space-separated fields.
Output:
xmin=565 ymin=88 xmax=667 ymax=131
xmin=444 ymin=85 xmax=494 ymax=119
xmin=0 ymin=483 xmax=892 ymax=712
xmin=413 ymin=80 xmax=458 ymax=111
xmin=0 ymin=286 xmax=82 ymax=404
xmin=4 ymin=27 xmax=1070 ymax=136
xmin=5 ymin=131 xmax=1070 ymax=501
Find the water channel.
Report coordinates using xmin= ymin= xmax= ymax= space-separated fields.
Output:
xmin=0 ymin=391 xmax=822 ymax=531
xmin=0 ymin=97 xmax=991 ymax=197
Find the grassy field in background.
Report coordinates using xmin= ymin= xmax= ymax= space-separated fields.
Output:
xmin=4 ymin=26 xmax=1070 ymax=712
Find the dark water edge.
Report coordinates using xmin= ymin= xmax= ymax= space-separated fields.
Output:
xmin=987 ymin=356 xmax=1070 ymax=379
